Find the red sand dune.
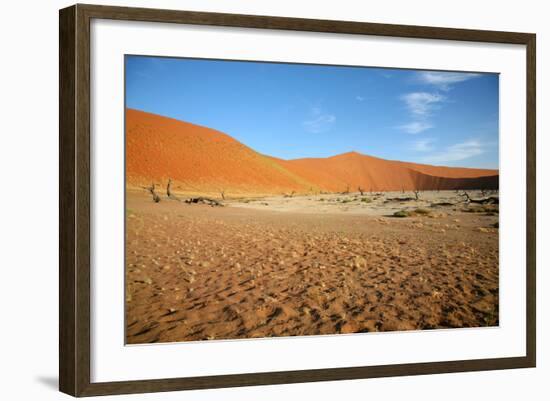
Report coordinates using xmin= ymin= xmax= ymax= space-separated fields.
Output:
xmin=126 ymin=109 xmax=498 ymax=194
xmin=126 ymin=109 xmax=314 ymax=194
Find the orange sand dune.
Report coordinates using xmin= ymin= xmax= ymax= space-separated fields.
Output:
xmin=394 ymin=160 xmax=498 ymax=179
xmin=126 ymin=109 xmax=317 ymax=194
xmin=276 ymin=152 xmax=498 ymax=192
xmin=126 ymin=109 xmax=498 ymax=194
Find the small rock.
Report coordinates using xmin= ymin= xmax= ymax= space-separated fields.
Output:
xmin=353 ymin=256 xmax=367 ymax=269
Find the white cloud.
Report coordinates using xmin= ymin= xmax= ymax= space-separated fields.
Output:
xmin=417 ymin=71 xmax=481 ymax=91
xmin=401 ymin=92 xmax=445 ymax=116
xmin=397 ymin=121 xmax=433 ymax=134
xmin=356 ymin=95 xmax=365 ymax=102
xmin=421 ymin=140 xmax=485 ymax=164
xmin=412 ymin=138 xmax=436 ymax=152
xmin=302 ymin=107 xmax=336 ymax=133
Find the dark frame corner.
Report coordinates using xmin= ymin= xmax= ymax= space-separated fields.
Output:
xmin=59 ymin=3 xmax=536 ymax=397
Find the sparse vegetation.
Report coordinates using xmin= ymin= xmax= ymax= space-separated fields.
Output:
xmin=393 ymin=210 xmax=409 ymax=218
xmin=392 ymin=208 xmax=432 ymax=218
xmin=463 ymin=204 xmax=499 ymax=214
xmin=431 ymin=201 xmax=455 ymax=207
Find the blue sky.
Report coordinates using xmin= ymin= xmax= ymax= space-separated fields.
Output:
xmin=126 ymin=55 xmax=499 ymax=169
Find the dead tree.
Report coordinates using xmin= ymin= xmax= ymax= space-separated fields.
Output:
xmin=284 ymin=191 xmax=296 ymax=198
xmin=459 ymin=191 xmax=499 ymax=205
xmin=143 ymin=182 xmax=161 ymax=203
xmin=166 ymin=178 xmax=180 ymax=201
xmin=167 ymin=178 xmax=173 ymax=197
xmin=184 ymin=197 xmax=223 ymax=207
xmin=358 ymin=186 xmax=365 ymax=196
xmin=220 ymin=189 xmax=226 ymax=200
xmin=386 ymin=195 xmax=416 ymax=202
xmin=341 ymin=185 xmax=350 ymax=195
xmin=459 ymin=191 xmax=471 ymax=203
xmin=385 ymin=188 xmax=420 ymax=203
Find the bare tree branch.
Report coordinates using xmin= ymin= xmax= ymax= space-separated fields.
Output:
xmin=284 ymin=191 xmax=296 ymax=198
xmin=184 ymin=197 xmax=223 ymax=207
xmin=460 ymin=191 xmax=499 ymax=205
xmin=143 ymin=182 xmax=161 ymax=203
xmin=166 ymin=178 xmax=180 ymax=201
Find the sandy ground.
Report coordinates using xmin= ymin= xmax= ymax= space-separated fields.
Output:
xmin=125 ymin=190 xmax=499 ymax=344
xmin=228 ymin=190 xmax=489 ymax=215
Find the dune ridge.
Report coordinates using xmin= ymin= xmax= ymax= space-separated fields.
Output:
xmin=126 ymin=109 xmax=498 ymax=194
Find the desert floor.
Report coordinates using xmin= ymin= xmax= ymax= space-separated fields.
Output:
xmin=125 ymin=190 xmax=499 ymax=344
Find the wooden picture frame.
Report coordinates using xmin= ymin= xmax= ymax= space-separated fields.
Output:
xmin=59 ymin=3 xmax=536 ymax=397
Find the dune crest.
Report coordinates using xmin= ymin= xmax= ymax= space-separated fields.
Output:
xmin=126 ymin=109 xmax=498 ymax=194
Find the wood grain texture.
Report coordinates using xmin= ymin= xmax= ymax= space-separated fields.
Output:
xmin=78 ymin=3 xmax=533 ymax=44
xmin=78 ymin=357 xmax=533 ymax=396
xmin=59 ymin=5 xmax=76 ymax=396
xmin=59 ymin=3 xmax=536 ymax=397
xmin=525 ymin=34 xmax=536 ymax=367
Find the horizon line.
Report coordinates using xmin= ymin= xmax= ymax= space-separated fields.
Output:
xmin=125 ymin=107 xmax=499 ymax=172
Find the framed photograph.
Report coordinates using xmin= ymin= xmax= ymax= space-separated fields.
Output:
xmin=59 ymin=4 xmax=536 ymax=397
